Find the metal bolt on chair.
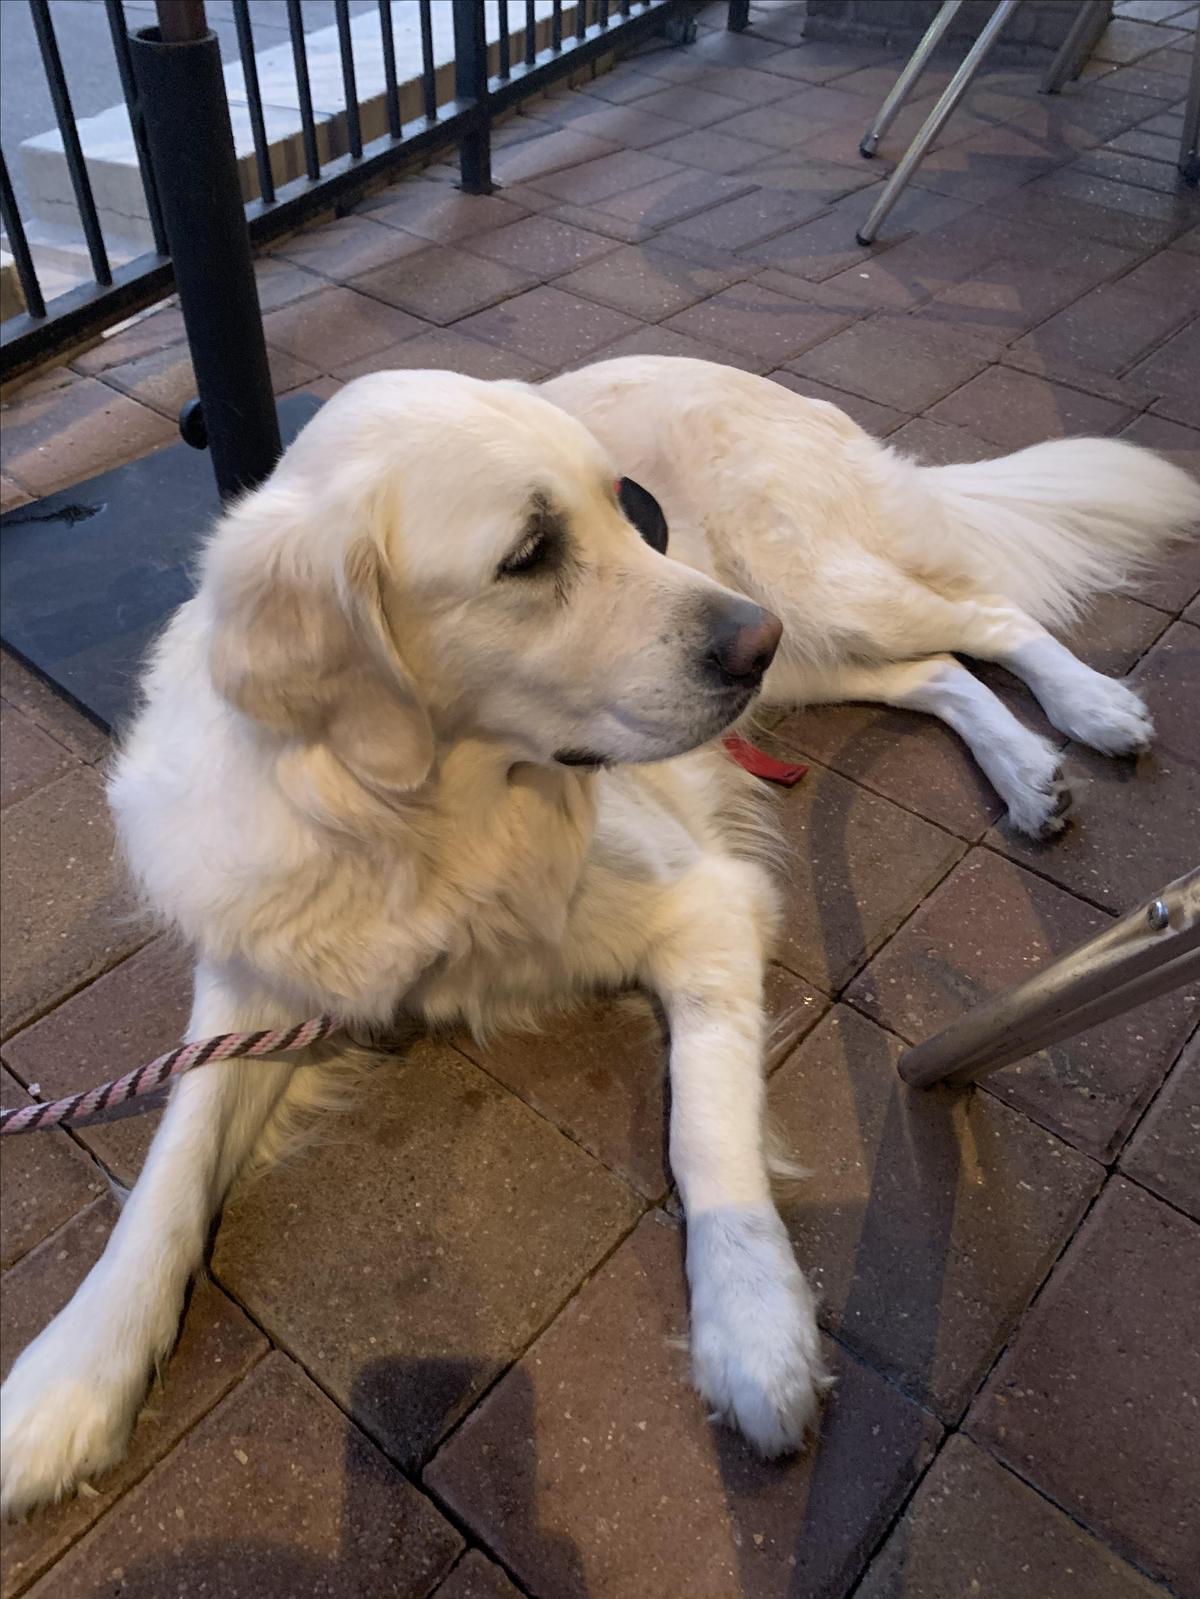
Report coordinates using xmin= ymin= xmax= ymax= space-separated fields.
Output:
xmin=898 ymin=867 xmax=1200 ymax=1089
xmin=855 ymin=0 xmax=1199 ymax=246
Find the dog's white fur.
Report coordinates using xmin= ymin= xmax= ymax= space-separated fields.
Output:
xmin=543 ymin=358 xmax=1200 ymax=839
xmin=2 ymin=357 xmax=1196 ymax=1518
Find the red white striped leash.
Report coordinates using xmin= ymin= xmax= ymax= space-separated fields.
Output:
xmin=1 ymin=740 xmax=803 ymax=1138
xmin=0 ymin=1016 xmax=341 ymax=1137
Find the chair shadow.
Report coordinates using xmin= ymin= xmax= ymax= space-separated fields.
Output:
xmin=60 ymin=1356 xmax=586 ymax=1599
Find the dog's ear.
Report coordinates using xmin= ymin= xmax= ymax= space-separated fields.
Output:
xmin=617 ymin=477 xmax=668 ymax=555
xmin=205 ymin=493 xmax=434 ymax=794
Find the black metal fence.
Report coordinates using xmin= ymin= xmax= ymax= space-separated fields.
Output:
xmin=0 ymin=0 xmax=690 ymax=384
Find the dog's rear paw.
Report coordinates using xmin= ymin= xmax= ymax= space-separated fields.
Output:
xmin=687 ymin=1206 xmax=830 ymax=1457
xmin=1045 ymin=675 xmax=1154 ymax=757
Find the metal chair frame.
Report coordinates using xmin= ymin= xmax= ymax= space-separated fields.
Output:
xmin=855 ymin=0 xmax=1198 ymax=246
xmin=898 ymin=867 xmax=1200 ymax=1090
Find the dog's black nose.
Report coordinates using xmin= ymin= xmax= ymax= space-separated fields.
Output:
xmin=707 ymin=603 xmax=783 ymax=685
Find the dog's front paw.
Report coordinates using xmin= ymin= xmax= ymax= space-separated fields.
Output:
xmin=686 ymin=1206 xmax=829 ymax=1456
xmin=1 ymin=1313 xmax=147 ymax=1518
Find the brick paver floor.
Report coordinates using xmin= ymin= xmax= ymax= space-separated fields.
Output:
xmin=2 ymin=2 xmax=1198 ymax=1594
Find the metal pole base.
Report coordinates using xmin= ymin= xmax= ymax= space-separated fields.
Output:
xmin=898 ymin=868 xmax=1200 ymax=1089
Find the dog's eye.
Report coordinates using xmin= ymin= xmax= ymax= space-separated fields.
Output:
xmin=498 ymin=527 xmax=549 ymax=577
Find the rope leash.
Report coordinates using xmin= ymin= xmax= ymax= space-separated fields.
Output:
xmin=1 ymin=739 xmax=803 ymax=1138
xmin=0 ymin=1016 xmax=341 ymax=1137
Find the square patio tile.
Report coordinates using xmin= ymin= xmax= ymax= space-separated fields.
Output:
xmin=334 ymin=326 xmax=549 ymax=384
xmin=457 ymin=966 xmax=828 ymax=1200
xmin=71 ymin=305 xmax=188 ymax=376
xmin=1 ymin=769 xmax=145 ymax=1038
xmin=463 ymin=215 xmax=619 ymax=278
xmin=100 ymin=343 xmax=318 ymax=420
xmin=770 ymin=1007 xmax=1101 ymax=1418
xmin=771 ymin=185 xmax=976 ymax=286
xmin=427 ymin=1213 xmax=941 ymax=1599
xmin=650 ymin=126 xmax=777 ymax=172
xmin=271 ymin=214 xmax=429 ymax=281
xmin=456 ymin=286 xmax=644 ymax=368
xmin=492 ymin=128 xmax=622 ymax=185
xmin=926 ymin=364 xmax=1136 ymax=450
xmin=263 ymin=285 xmax=425 ymax=368
xmin=1014 ymin=278 xmax=1193 ymax=376
xmin=1 ymin=1198 xmax=267 ymax=1599
xmin=662 ymin=187 xmax=836 ymax=251
xmin=887 ymin=416 xmax=998 ymax=464
xmin=771 ymin=692 xmax=1004 ymax=841
xmin=848 ymin=848 xmax=1199 ymax=1161
xmin=766 ymin=369 xmax=909 ymax=435
xmin=432 ymin=1552 xmax=523 ymax=1599
xmin=0 ymin=1066 xmax=104 ymax=1271
xmin=27 ymin=1353 xmax=462 ymax=1599
xmin=3 ymin=936 xmax=193 ymax=1184
xmin=767 ymin=759 xmax=964 ymax=990
xmin=758 ymin=41 xmax=898 ymax=85
xmin=968 ymin=1178 xmax=1200 ymax=1595
xmin=211 ymin=1039 xmax=640 ymax=1469
xmin=554 ymin=242 xmax=748 ymax=321
xmin=857 ymin=1433 xmax=1168 ymax=1599
xmin=995 ymin=175 xmax=1190 ymax=251
xmin=0 ymin=704 xmax=74 ymax=810
xmin=573 ymin=319 xmax=770 ymax=373
xmin=1119 ymin=408 xmax=1200 ymax=477
xmin=787 ymin=317 xmax=992 ymax=412
xmin=350 ymin=246 xmax=536 ymax=326
xmin=1120 ymin=1029 xmax=1200 ymax=1219
xmin=988 ymin=623 xmax=1200 ymax=912
xmin=0 ymin=652 xmax=109 ymax=765
xmin=663 ymin=282 xmax=850 ymax=366
xmin=519 ymin=96 xmax=692 ymax=150
xmin=628 ymin=83 xmax=747 ymax=129
xmin=912 ymin=257 xmax=1137 ymax=349
xmin=362 ymin=180 xmax=528 ymax=241
xmin=0 ymin=474 xmax=31 ymax=511
xmin=524 ymin=148 xmax=686 ymax=205
xmin=0 ymin=375 xmax=174 ymax=498
xmin=1120 ymin=246 xmax=1200 ymax=312
xmin=586 ymin=167 xmax=756 ymax=231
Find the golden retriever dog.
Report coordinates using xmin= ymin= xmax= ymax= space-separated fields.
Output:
xmin=2 ymin=357 xmax=1196 ymax=1516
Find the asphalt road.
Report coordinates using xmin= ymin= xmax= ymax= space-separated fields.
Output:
xmin=1 ymin=0 xmax=379 ymax=221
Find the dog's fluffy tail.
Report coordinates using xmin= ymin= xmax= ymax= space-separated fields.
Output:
xmin=916 ymin=438 xmax=1200 ymax=628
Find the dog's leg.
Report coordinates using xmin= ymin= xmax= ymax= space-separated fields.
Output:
xmin=768 ymin=655 xmax=1072 ymax=839
xmin=643 ymin=859 xmax=828 ymax=1456
xmin=819 ymin=591 xmax=1154 ymax=757
xmin=0 ymin=963 xmax=299 ymax=1518
xmin=969 ymin=614 xmax=1153 ymax=757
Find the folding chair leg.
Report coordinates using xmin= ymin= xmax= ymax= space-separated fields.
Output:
xmin=856 ymin=0 xmax=1022 ymax=246
xmin=1041 ymin=0 xmax=1109 ymax=95
xmin=898 ymin=868 xmax=1200 ymax=1089
xmin=860 ymin=0 xmax=964 ymax=158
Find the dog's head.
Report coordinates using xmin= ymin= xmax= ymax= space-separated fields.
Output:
xmin=202 ymin=370 xmax=780 ymax=794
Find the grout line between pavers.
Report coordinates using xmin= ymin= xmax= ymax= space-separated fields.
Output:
xmin=1108 ymin=1016 xmax=1200 ymax=1172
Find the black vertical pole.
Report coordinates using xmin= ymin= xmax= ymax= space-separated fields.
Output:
xmin=454 ymin=0 xmax=493 ymax=194
xmin=129 ymin=1 xmax=281 ymax=502
xmin=728 ymin=0 xmax=751 ymax=31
